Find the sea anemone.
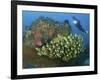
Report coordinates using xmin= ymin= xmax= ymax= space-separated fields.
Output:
xmin=36 ymin=33 xmax=85 ymax=62
xmin=35 ymin=33 xmax=84 ymax=62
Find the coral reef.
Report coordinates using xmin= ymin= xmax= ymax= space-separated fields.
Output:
xmin=23 ymin=16 xmax=85 ymax=62
xmin=23 ymin=16 xmax=71 ymax=47
xmin=36 ymin=33 xmax=84 ymax=62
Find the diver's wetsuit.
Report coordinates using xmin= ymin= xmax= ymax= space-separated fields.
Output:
xmin=72 ymin=16 xmax=87 ymax=34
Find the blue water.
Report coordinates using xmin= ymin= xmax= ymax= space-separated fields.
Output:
xmin=22 ymin=10 xmax=90 ymax=45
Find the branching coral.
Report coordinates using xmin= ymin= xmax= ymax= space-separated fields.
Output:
xmin=35 ymin=33 xmax=84 ymax=62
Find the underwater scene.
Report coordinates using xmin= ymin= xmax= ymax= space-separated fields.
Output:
xmin=22 ymin=11 xmax=90 ymax=68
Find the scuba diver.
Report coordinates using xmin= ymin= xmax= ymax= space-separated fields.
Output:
xmin=72 ymin=16 xmax=88 ymax=34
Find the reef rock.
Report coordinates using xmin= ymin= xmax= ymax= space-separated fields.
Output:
xmin=23 ymin=16 xmax=72 ymax=47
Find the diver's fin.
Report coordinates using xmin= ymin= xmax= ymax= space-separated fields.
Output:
xmin=72 ymin=16 xmax=79 ymax=21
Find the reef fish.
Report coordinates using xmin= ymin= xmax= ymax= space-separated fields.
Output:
xmin=72 ymin=16 xmax=88 ymax=34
